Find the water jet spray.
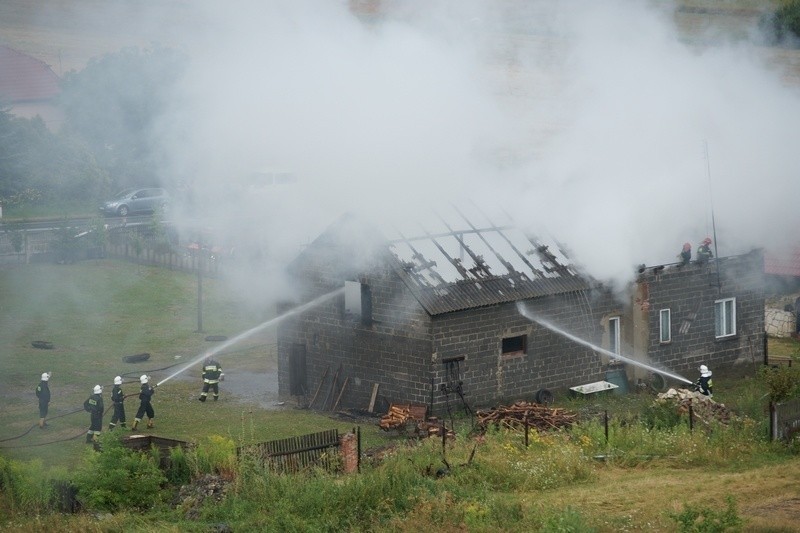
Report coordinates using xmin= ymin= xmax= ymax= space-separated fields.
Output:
xmin=156 ymin=287 xmax=345 ymax=387
xmin=516 ymin=302 xmax=693 ymax=385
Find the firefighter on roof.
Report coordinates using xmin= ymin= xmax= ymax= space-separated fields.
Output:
xmin=696 ymin=237 xmax=713 ymax=264
xmin=199 ymin=357 xmax=223 ymax=402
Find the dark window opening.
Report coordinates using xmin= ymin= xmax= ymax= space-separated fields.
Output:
xmin=502 ymin=335 xmax=527 ymax=355
xmin=289 ymin=344 xmax=307 ymax=396
xmin=344 ymin=280 xmax=373 ymax=325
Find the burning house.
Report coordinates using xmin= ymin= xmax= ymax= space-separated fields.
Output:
xmin=276 ymin=208 xmax=767 ymax=412
xmin=276 ymin=210 xmax=620 ymax=413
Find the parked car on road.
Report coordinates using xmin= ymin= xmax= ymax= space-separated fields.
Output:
xmin=100 ymin=188 xmax=169 ymax=217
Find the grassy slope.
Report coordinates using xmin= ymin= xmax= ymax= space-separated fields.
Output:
xmin=0 ymin=261 xmax=390 ymax=467
xmin=1 ymin=261 xmax=799 ymax=531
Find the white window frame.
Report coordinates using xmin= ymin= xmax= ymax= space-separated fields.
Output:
xmin=714 ymin=297 xmax=736 ymax=338
xmin=608 ymin=317 xmax=621 ymax=355
xmin=659 ymin=308 xmax=671 ymax=343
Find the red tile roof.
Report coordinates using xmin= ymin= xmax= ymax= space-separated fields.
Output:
xmin=764 ymin=248 xmax=800 ymax=277
xmin=0 ymin=45 xmax=61 ymax=102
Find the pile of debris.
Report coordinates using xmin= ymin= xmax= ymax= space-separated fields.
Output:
xmin=655 ymin=388 xmax=733 ymax=425
xmin=174 ymin=474 xmax=232 ymax=521
xmin=476 ymin=401 xmax=578 ymax=432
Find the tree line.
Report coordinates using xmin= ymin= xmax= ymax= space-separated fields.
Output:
xmin=0 ymin=45 xmax=187 ymax=212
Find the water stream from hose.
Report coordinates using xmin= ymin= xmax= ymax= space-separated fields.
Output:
xmin=516 ymin=302 xmax=693 ymax=385
xmin=156 ymin=287 xmax=344 ymax=387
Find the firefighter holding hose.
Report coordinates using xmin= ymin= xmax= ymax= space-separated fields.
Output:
xmin=108 ymin=376 xmax=126 ymax=430
xmin=199 ymin=357 xmax=223 ymax=402
xmin=131 ymin=375 xmax=156 ymax=430
xmin=696 ymin=364 xmax=713 ymax=397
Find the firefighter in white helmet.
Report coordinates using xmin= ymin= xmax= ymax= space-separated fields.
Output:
xmin=696 ymin=364 xmax=713 ymax=397
xmin=84 ymin=385 xmax=104 ymax=444
xmin=109 ymin=376 xmax=127 ymax=430
xmin=36 ymin=372 xmax=51 ymax=429
xmin=131 ymin=375 xmax=156 ymax=431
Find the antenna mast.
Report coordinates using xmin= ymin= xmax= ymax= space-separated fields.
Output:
xmin=704 ymin=140 xmax=721 ymax=293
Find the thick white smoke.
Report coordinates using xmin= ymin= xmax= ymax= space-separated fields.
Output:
xmin=21 ymin=0 xmax=800 ymax=300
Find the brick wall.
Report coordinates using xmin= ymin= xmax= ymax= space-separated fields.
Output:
xmin=637 ymin=250 xmax=765 ymax=378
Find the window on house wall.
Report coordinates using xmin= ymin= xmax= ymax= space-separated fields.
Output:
xmin=608 ymin=317 xmax=621 ymax=355
xmin=502 ymin=334 xmax=527 ymax=356
xmin=344 ymin=280 xmax=372 ymax=325
xmin=715 ymin=297 xmax=736 ymax=338
xmin=659 ymin=309 xmax=671 ymax=343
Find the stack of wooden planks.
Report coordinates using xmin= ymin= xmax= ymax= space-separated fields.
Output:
xmin=379 ymin=404 xmax=427 ymax=430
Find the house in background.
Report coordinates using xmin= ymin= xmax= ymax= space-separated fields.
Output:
xmin=276 ymin=211 xmax=766 ymax=412
xmin=762 ymin=247 xmax=800 ymax=338
xmin=0 ymin=45 xmax=62 ymax=129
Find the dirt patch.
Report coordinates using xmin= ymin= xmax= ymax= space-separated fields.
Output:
xmin=744 ymin=497 xmax=800 ymax=522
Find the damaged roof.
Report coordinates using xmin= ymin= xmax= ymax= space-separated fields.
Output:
xmin=383 ymin=207 xmax=589 ymax=315
xmin=295 ymin=208 xmax=592 ymax=316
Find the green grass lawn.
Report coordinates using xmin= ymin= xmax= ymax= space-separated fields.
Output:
xmin=3 ymin=260 xmax=800 ymax=531
xmin=0 ymin=260 xmax=391 ymax=467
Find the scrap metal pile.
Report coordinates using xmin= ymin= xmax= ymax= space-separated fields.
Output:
xmin=476 ymin=401 xmax=578 ymax=432
xmin=655 ymin=388 xmax=733 ymax=425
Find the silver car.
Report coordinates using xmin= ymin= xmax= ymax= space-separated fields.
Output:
xmin=100 ymin=188 xmax=169 ymax=217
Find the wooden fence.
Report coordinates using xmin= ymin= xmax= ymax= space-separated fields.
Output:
xmin=238 ymin=429 xmax=356 ymax=474
xmin=770 ymin=398 xmax=800 ymax=442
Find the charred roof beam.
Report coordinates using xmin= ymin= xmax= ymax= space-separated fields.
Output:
xmin=433 ymin=211 xmax=493 ymax=278
xmin=451 ymin=204 xmax=520 ymax=277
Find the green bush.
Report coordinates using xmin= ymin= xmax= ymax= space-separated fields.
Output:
xmin=72 ymin=433 xmax=166 ymax=512
xmin=0 ymin=456 xmax=55 ymax=514
xmin=774 ymin=0 xmax=800 ymax=44
xmin=641 ymin=400 xmax=684 ymax=430
xmin=760 ymin=365 xmax=800 ymax=403
xmin=667 ymin=494 xmax=744 ymax=532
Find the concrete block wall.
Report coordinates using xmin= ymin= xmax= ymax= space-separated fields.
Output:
xmin=638 ymin=250 xmax=765 ymax=378
xmin=278 ymin=250 xmax=434 ymax=410
xmin=430 ymin=290 xmax=613 ymax=410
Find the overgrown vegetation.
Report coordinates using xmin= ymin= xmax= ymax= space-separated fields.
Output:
xmin=760 ymin=0 xmax=800 ymax=46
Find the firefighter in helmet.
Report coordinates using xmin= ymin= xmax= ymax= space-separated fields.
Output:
xmin=678 ymin=242 xmax=691 ymax=266
xmin=696 ymin=237 xmax=713 ymax=264
xmin=109 ymin=376 xmax=126 ymax=430
xmin=84 ymin=385 xmax=104 ymax=444
xmin=696 ymin=364 xmax=713 ymax=397
xmin=36 ymin=372 xmax=51 ymax=429
xmin=199 ymin=357 xmax=223 ymax=402
xmin=131 ymin=375 xmax=155 ymax=430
